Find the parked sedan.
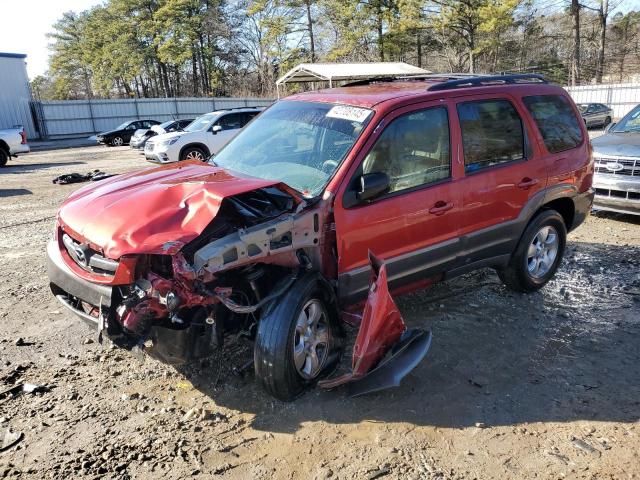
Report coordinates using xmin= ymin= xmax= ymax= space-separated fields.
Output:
xmin=592 ymin=103 xmax=640 ymax=215
xmin=577 ymin=103 xmax=613 ymax=128
xmin=96 ymin=119 xmax=160 ymax=146
xmin=130 ymin=119 xmax=194 ymax=151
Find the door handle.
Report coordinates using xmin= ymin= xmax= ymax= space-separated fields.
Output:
xmin=517 ymin=177 xmax=539 ymax=189
xmin=429 ymin=201 xmax=454 ymax=216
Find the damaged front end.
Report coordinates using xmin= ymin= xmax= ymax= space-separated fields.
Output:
xmin=49 ymin=166 xmax=431 ymax=397
xmin=91 ymin=185 xmax=320 ymax=365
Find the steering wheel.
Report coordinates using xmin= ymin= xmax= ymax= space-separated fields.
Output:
xmin=321 ymin=160 xmax=339 ymax=173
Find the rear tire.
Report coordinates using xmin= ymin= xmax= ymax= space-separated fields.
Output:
xmin=498 ymin=210 xmax=566 ymax=293
xmin=0 ymin=148 xmax=7 ymax=167
xmin=180 ymin=147 xmax=206 ymax=161
xmin=254 ymin=272 xmax=341 ymax=401
xmin=110 ymin=136 xmax=124 ymax=147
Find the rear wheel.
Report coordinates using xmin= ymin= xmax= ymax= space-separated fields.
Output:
xmin=181 ymin=147 xmax=206 ymax=161
xmin=254 ymin=272 xmax=341 ymax=401
xmin=110 ymin=136 xmax=124 ymax=147
xmin=0 ymin=148 xmax=7 ymax=167
xmin=498 ymin=210 xmax=566 ymax=293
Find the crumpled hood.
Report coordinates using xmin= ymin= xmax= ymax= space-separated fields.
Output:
xmin=591 ymin=132 xmax=640 ymax=157
xmin=58 ymin=161 xmax=282 ymax=259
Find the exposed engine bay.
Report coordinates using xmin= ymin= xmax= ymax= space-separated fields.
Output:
xmin=100 ymin=186 xmax=317 ymax=362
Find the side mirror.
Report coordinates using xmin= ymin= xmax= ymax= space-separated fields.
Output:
xmin=357 ymin=172 xmax=390 ymax=203
xmin=212 ymin=125 xmax=222 ymax=134
xmin=605 ymin=122 xmax=616 ymax=132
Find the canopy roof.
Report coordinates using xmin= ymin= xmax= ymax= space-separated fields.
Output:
xmin=276 ymin=62 xmax=430 ymax=86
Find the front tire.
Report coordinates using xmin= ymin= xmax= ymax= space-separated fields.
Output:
xmin=498 ymin=210 xmax=566 ymax=293
xmin=604 ymin=116 xmax=612 ymax=127
xmin=254 ymin=272 xmax=341 ymax=401
xmin=0 ymin=148 xmax=7 ymax=167
xmin=180 ymin=147 xmax=206 ymax=161
xmin=110 ymin=136 xmax=124 ymax=147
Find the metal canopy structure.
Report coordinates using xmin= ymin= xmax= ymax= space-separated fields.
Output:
xmin=275 ymin=62 xmax=431 ymax=95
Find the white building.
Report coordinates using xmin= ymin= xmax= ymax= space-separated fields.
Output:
xmin=0 ymin=52 xmax=36 ymax=138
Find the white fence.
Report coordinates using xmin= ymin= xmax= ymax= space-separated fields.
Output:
xmin=565 ymin=83 xmax=640 ymax=120
xmin=34 ymin=97 xmax=274 ymax=139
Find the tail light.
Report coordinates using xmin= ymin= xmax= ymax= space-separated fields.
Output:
xmin=20 ymin=128 xmax=27 ymax=145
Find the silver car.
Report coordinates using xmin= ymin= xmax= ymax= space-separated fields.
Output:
xmin=592 ymin=104 xmax=640 ymax=215
xmin=578 ymin=103 xmax=614 ymax=129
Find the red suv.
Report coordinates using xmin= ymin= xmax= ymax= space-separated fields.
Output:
xmin=47 ymin=74 xmax=593 ymax=400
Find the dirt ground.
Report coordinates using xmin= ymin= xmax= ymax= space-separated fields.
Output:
xmin=1 ymin=145 xmax=639 ymax=480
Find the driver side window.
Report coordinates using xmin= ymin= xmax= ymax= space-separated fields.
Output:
xmin=363 ymin=107 xmax=450 ymax=194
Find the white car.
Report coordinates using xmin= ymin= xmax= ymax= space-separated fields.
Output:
xmin=144 ymin=108 xmax=261 ymax=164
xmin=0 ymin=126 xmax=30 ymax=167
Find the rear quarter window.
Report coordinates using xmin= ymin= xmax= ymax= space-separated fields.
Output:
xmin=523 ymin=95 xmax=583 ymax=153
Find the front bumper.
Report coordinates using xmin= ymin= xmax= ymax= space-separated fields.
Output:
xmin=130 ymin=138 xmax=146 ymax=149
xmin=593 ymin=173 xmax=640 ymax=215
xmin=47 ymin=240 xmax=112 ymax=325
xmin=145 ymin=150 xmax=174 ymax=164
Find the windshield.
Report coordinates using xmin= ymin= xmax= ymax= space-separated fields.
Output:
xmin=159 ymin=120 xmax=174 ymax=129
xmin=211 ymin=100 xmax=373 ymax=197
xmin=577 ymin=104 xmax=588 ymax=113
xmin=611 ymin=105 xmax=640 ymax=133
xmin=184 ymin=113 xmax=217 ymax=132
xmin=115 ymin=122 xmax=130 ymax=130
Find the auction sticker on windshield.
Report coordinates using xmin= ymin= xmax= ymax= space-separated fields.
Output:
xmin=326 ymin=105 xmax=372 ymax=123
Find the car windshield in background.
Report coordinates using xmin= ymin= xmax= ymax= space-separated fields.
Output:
xmin=611 ymin=105 xmax=640 ymax=133
xmin=115 ymin=122 xmax=130 ymax=130
xmin=184 ymin=114 xmax=216 ymax=132
xmin=211 ymin=100 xmax=373 ymax=197
xmin=159 ymin=120 xmax=175 ymax=129
xmin=577 ymin=104 xmax=588 ymax=113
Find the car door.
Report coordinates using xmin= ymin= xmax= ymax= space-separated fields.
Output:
xmin=334 ymin=101 xmax=464 ymax=305
xmin=452 ymin=94 xmax=549 ymax=265
xmin=208 ymin=112 xmax=244 ymax=153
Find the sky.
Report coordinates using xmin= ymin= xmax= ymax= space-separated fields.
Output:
xmin=1 ymin=0 xmax=640 ymax=80
xmin=0 ymin=0 xmax=101 ymax=79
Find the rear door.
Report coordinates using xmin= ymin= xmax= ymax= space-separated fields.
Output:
xmin=521 ymin=94 xmax=588 ymax=200
xmin=453 ymin=94 xmax=549 ymax=264
xmin=334 ymin=101 xmax=464 ymax=305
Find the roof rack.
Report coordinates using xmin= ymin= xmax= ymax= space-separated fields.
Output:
xmin=427 ymin=73 xmax=548 ymax=91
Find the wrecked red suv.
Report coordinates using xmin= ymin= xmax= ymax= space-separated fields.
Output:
xmin=47 ymin=74 xmax=593 ymax=400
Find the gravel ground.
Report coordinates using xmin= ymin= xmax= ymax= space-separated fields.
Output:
xmin=0 ymin=145 xmax=639 ymax=480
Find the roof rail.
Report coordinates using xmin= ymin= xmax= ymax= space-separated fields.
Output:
xmin=427 ymin=74 xmax=548 ymax=91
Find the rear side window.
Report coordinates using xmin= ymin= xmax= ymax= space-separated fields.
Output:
xmin=362 ymin=106 xmax=450 ymax=193
xmin=457 ymin=99 xmax=525 ymax=173
xmin=523 ymin=95 xmax=583 ymax=153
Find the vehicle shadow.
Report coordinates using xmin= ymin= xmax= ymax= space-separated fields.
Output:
xmin=1 ymin=161 xmax=86 ymax=173
xmin=592 ymin=209 xmax=640 ymax=225
xmin=178 ymin=240 xmax=640 ymax=433
xmin=0 ymin=188 xmax=32 ymax=197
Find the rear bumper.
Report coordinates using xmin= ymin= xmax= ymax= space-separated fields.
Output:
xmin=10 ymin=144 xmax=30 ymax=156
xmin=593 ymin=173 xmax=640 ymax=215
xmin=47 ymin=240 xmax=113 ymax=324
xmin=570 ymin=188 xmax=595 ymax=230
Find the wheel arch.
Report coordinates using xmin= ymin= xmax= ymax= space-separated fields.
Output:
xmin=541 ymin=197 xmax=575 ymax=232
xmin=179 ymin=143 xmax=210 ymax=160
xmin=0 ymin=139 xmax=11 ymax=157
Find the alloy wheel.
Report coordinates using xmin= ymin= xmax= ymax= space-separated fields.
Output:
xmin=526 ymin=225 xmax=559 ymax=279
xmin=185 ymin=150 xmax=204 ymax=161
xmin=112 ymin=137 xmax=124 ymax=146
xmin=293 ymin=299 xmax=331 ymax=379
